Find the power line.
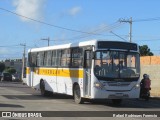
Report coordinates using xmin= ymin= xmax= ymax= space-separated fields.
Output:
xmin=133 ymin=17 xmax=160 ymax=22
xmin=134 ymin=39 xmax=160 ymax=41
xmin=36 ymin=22 xmax=126 ymax=46
xmin=0 ymin=7 xmax=129 ymax=45
xmin=49 ymin=22 xmax=126 ymax=42
xmin=0 ymin=53 xmax=22 ymax=55
xmin=0 ymin=44 xmax=32 ymax=48
xmin=67 ymin=22 xmax=125 ymax=41
xmin=0 ymin=45 xmax=20 ymax=47
xmin=110 ymin=31 xmax=127 ymax=41
xmin=0 ymin=7 xmax=128 ymax=40
xmin=0 ymin=7 xmax=106 ymax=36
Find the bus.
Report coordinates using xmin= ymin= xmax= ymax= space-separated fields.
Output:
xmin=26 ymin=40 xmax=140 ymax=104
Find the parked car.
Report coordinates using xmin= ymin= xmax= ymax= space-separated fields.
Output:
xmin=1 ymin=72 xmax=12 ymax=81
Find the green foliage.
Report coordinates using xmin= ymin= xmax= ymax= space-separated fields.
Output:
xmin=139 ymin=45 xmax=154 ymax=56
xmin=5 ymin=67 xmax=16 ymax=74
xmin=0 ymin=62 xmax=5 ymax=72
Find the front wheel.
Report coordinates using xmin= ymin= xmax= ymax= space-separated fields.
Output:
xmin=73 ymin=85 xmax=84 ymax=104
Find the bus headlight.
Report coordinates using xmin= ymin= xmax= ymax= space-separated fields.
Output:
xmin=94 ymin=82 xmax=105 ymax=89
xmin=133 ymin=83 xmax=140 ymax=89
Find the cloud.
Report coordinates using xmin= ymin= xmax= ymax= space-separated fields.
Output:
xmin=13 ymin=0 xmax=45 ymax=22
xmin=68 ymin=6 xmax=82 ymax=16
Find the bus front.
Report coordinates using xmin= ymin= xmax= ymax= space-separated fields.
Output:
xmin=92 ymin=41 xmax=140 ymax=103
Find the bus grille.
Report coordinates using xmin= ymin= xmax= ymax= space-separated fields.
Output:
xmin=107 ymin=82 xmax=131 ymax=86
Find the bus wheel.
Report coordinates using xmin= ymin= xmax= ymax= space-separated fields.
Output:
xmin=74 ymin=85 xmax=84 ymax=104
xmin=40 ymin=81 xmax=47 ymax=96
xmin=112 ymin=99 xmax=122 ymax=105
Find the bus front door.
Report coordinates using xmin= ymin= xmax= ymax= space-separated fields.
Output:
xmin=84 ymin=50 xmax=92 ymax=97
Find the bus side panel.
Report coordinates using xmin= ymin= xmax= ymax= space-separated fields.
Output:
xmin=27 ymin=67 xmax=85 ymax=96
xmin=56 ymin=68 xmax=84 ymax=96
xmin=32 ymin=68 xmax=40 ymax=90
xmin=34 ymin=68 xmax=58 ymax=92
xmin=26 ymin=67 xmax=30 ymax=86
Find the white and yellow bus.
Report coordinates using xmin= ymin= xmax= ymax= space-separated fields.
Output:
xmin=26 ymin=40 xmax=140 ymax=104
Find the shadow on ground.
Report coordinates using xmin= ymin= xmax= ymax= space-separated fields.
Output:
xmin=1 ymin=81 xmax=160 ymax=109
xmin=0 ymin=103 xmax=24 ymax=108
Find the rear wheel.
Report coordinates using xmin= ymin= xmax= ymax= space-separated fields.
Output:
xmin=74 ymin=85 xmax=84 ymax=104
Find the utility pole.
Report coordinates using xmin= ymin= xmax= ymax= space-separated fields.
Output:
xmin=41 ymin=37 xmax=50 ymax=46
xmin=20 ymin=43 xmax=26 ymax=81
xmin=119 ymin=17 xmax=132 ymax=42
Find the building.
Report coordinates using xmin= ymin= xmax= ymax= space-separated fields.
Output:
xmin=1 ymin=58 xmax=26 ymax=80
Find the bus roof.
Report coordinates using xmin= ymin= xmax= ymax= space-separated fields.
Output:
xmin=28 ymin=39 xmax=138 ymax=52
xmin=29 ymin=39 xmax=98 ymax=52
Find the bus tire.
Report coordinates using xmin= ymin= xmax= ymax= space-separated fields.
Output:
xmin=73 ymin=85 xmax=84 ymax=104
xmin=112 ymin=99 xmax=122 ymax=105
xmin=40 ymin=80 xmax=48 ymax=96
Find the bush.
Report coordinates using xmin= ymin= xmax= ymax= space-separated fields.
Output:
xmin=5 ymin=68 xmax=16 ymax=74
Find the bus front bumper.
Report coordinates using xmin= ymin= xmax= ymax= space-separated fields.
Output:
xmin=91 ymin=88 xmax=140 ymax=99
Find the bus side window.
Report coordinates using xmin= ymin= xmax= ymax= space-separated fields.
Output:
xmin=37 ymin=52 xmax=44 ymax=67
xmin=57 ymin=50 xmax=61 ymax=66
xmin=40 ymin=52 xmax=44 ymax=66
xmin=28 ymin=52 xmax=31 ymax=67
xmin=52 ymin=50 xmax=57 ymax=66
xmin=44 ymin=51 xmax=52 ymax=66
xmin=44 ymin=51 xmax=47 ymax=66
xmin=71 ymin=48 xmax=83 ymax=68
xmin=52 ymin=50 xmax=61 ymax=67
xmin=30 ymin=52 xmax=37 ymax=67
xmin=66 ymin=49 xmax=71 ymax=67
xmin=60 ymin=49 xmax=71 ymax=67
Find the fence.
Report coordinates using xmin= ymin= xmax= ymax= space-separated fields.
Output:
xmin=140 ymin=56 xmax=160 ymax=97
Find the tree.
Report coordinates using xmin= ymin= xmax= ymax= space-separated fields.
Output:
xmin=139 ymin=45 xmax=154 ymax=56
xmin=0 ymin=62 xmax=5 ymax=73
xmin=5 ymin=67 xmax=16 ymax=74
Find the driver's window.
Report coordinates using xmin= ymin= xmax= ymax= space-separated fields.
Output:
xmin=127 ymin=55 xmax=136 ymax=68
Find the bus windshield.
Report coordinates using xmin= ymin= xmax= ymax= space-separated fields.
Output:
xmin=94 ymin=51 xmax=140 ymax=79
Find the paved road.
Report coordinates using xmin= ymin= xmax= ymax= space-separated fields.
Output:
xmin=0 ymin=81 xmax=160 ymax=119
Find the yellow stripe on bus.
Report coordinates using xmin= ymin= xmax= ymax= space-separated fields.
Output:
xmin=26 ymin=67 xmax=84 ymax=78
xmin=26 ymin=67 xmax=30 ymax=74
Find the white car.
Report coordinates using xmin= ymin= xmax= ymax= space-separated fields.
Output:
xmin=12 ymin=74 xmax=20 ymax=81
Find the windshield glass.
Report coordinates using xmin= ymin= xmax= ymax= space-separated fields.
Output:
xmin=94 ymin=51 xmax=140 ymax=79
